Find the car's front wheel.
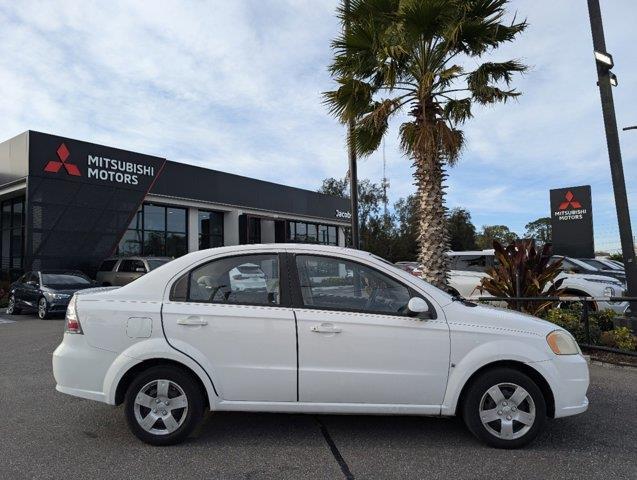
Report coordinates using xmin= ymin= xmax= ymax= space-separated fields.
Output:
xmin=124 ymin=366 xmax=204 ymax=446
xmin=37 ymin=297 xmax=50 ymax=319
xmin=462 ymin=367 xmax=546 ymax=449
xmin=6 ymin=294 xmax=21 ymax=315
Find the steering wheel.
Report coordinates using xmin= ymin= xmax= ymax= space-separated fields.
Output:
xmin=209 ymin=284 xmax=232 ymax=303
xmin=364 ymin=287 xmax=380 ymax=311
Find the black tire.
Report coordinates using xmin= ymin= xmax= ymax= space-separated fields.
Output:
xmin=6 ymin=294 xmax=21 ymax=315
xmin=124 ymin=366 xmax=204 ymax=446
xmin=462 ymin=367 xmax=547 ymax=449
xmin=37 ymin=297 xmax=50 ymax=320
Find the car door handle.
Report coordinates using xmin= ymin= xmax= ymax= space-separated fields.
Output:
xmin=310 ymin=323 xmax=342 ymax=334
xmin=177 ymin=316 xmax=208 ymax=326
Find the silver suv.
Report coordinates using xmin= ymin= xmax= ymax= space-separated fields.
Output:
xmin=96 ymin=257 xmax=171 ymax=286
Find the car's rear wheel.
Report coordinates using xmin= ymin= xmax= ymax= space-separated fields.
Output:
xmin=124 ymin=366 xmax=204 ymax=446
xmin=6 ymin=294 xmax=21 ymax=314
xmin=37 ymin=297 xmax=50 ymax=319
xmin=462 ymin=367 xmax=546 ymax=449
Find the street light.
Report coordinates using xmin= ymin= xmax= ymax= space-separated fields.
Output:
xmin=594 ymin=50 xmax=614 ymax=68
xmin=623 ymin=126 xmax=637 ymax=131
xmin=587 ymin=0 xmax=637 ymax=319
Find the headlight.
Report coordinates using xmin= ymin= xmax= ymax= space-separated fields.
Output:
xmin=44 ymin=292 xmax=71 ymax=301
xmin=546 ymin=330 xmax=580 ymax=355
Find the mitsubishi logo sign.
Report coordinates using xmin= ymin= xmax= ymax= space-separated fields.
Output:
xmin=43 ymin=143 xmax=81 ymax=176
xmin=550 ymin=185 xmax=594 ymax=258
xmin=558 ymin=190 xmax=582 ymax=211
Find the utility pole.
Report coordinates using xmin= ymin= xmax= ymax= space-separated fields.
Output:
xmin=587 ymin=0 xmax=637 ymax=317
xmin=344 ymin=0 xmax=359 ymax=249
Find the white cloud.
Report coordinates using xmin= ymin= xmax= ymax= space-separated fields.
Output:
xmin=0 ymin=0 xmax=636 ymax=251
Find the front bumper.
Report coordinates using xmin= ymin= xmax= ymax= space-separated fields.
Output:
xmin=529 ymin=354 xmax=589 ymax=418
xmin=52 ymin=334 xmax=116 ymax=404
xmin=597 ymin=299 xmax=628 ymax=314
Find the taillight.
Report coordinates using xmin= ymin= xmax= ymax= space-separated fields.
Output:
xmin=65 ymin=295 xmax=83 ymax=334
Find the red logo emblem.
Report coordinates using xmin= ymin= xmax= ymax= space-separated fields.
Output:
xmin=44 ymin=143 xmax=81 ymax=176
xmin=558 ymin=190 xmax=582 ymax=210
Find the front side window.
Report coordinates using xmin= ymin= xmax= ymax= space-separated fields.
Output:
xmin=187 ymin=254 xmax=280 ymax=306
xmin=295 ymin=255 xmax=411 ymax=314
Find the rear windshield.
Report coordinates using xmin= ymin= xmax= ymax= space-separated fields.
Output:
xmin=147 ymin=259 xmax=170 ymax=271
xmin=42 ymin=273 xmax=91 ymax=286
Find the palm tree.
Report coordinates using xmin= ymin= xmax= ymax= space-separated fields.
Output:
xmin=324 ymin=0 xmax=527 ymax=289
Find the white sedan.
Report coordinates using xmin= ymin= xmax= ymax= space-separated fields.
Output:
xmin=53 ymin=244 xmax=589 ymax=448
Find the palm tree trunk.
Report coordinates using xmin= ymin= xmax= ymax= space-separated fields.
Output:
xmin=414 ymin=154 xmax=449 ymax=289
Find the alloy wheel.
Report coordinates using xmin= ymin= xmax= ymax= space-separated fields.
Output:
xmin=133 ymin=379 xmax=189 ymax=435
xmin=7 ymin=295 xmax=15 ymax=314
xmin=479 ymin=382 xmax=536 ymax=440
xmin=38 ymin=298 xmax=48 ymax=319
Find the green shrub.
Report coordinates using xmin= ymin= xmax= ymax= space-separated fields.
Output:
xmin=600 ymin=327 xmax=637 ymax=351
xmin=591 ymin=309 xmax=616 ymax=332
xmin=544 ymin=308 xmax=600 ymax=345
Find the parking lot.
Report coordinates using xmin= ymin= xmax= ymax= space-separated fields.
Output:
xmin=1 ymin=314 xmax=636 ymax=480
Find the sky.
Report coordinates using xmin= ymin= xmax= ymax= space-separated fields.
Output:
xmin=0 ymin=0 xmax=636 ymax=252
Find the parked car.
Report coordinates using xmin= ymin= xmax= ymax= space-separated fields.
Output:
xmin=446 ymin=251 xmax=627 ymax=313
xmin=53 ymin=244 xmax=589 ymax=448
xmin=7 ymin=270 xmax=94 ymax=319
xmin=552 ymin=256 xmax=626 ymax=283
xmin=96 ymin=257 xmax=171 ymax=286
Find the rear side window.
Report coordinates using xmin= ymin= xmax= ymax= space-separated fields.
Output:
xmin=99 ymin=260 xmax=117 ymax=272
xmin=175 ymin=254 xmax=280 ymax=306
xmin=119 ymin=259 xmax=146 ymax=273
xmin=452 ymin=255 xmax=488 ymax=272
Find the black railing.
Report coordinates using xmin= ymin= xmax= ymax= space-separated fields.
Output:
xmin=476 ymin=295 xmax=637 ymax=357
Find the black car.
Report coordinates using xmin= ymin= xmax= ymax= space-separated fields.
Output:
xmin=6 ymin=270 xmax=95 ymax=319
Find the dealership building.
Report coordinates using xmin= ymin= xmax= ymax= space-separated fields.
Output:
xmin=0 ymin=131 xmax=351 ymax=282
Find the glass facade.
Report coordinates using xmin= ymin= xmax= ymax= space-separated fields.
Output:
xmin=199 ymin=210 xmax=224 ymax=249
xmin=119 ymin=203 xmax=188 ymax=257
xmin=287 ymin=220 xmax=337 ymax=245
xmin=0 ymin=197 xmax=25 ymax=283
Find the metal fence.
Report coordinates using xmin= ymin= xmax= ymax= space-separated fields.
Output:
xmin=476 ymin=295 xmax=637 ymax=357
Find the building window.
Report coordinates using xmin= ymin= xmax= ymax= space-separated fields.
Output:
xmin=118 ymin=203 xmax=188 ymax=258
xmin=199 ymin=210 xmax=224 ymax=249
xmin=0 ymin=197 xmax=25 ymax=281
xmin=286 ymin=221 xmax=338 ymax=246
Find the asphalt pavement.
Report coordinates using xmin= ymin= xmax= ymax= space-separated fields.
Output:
xmin=0 ymin=314 xmax=635 ymax=480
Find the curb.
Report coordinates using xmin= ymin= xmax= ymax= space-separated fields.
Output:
xmin=589 ymin=358 xmax=637 ymax=370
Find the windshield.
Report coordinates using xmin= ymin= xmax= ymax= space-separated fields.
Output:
xmin=41 ymin=273 xmax=91 ymax=286
xmin=580 ymin=258 xmax=611 ymax=270
xmin=147 ymin=259 xmax=169 ymax=271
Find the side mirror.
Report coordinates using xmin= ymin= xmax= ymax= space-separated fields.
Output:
xmin=407 ymin=297 xmax=429 ymax=317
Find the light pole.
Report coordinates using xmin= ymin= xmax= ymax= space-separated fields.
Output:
xmin=344 ymin=0 xmax=360 ymax=249
xmin=587 ymin=0 xmax=637 ymax=318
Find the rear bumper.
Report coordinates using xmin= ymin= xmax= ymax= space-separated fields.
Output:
xmin=52 ymin=334 xmax=116 ymax=404
xmin=529 ymin=354 xmax=590 ymax=418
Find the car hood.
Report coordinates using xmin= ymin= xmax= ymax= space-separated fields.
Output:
xmin=41 ymin=285 xmax=95 ymax=295
xmin=556 ymin=272 xmax=623 ymax=284
xmin=444 ymin=301 xmax=561 ymax=337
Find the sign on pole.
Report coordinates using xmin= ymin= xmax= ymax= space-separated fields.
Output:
xmin=550 ymin=185 xmax=595 ymax=258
